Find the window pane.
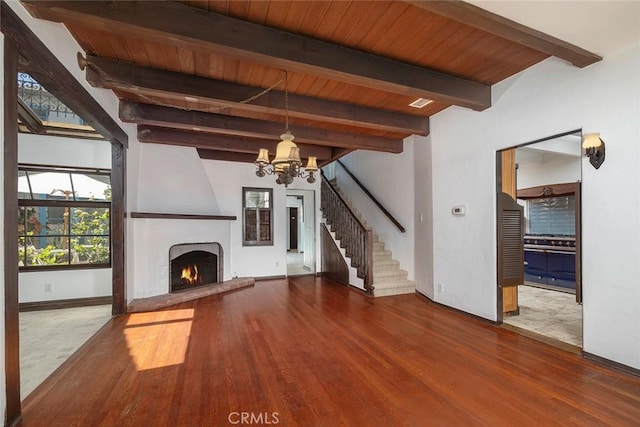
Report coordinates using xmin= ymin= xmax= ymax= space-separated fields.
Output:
xmin=18 ymin=207 xmax=26 ymax=236
xmin=18 ymin=170 xmax=31 ymax=199
xmin=71 ymin=236 xmax=110 ymax=264
xmin=244 ymin=209 xmax=258 ymax=242
xmin=18 ymin=237 xmax=27 ymax=267
xmin=259 ymin=210 xmax=271 ymax=241
xmin=23 ymin=171 xmax=75 ymax=200
xmin=71 ymin=173 xmax=111 ymax=201
xmin=24 ymin=237 xmax=68 ymax=266
xmin=71 ymin=207 xmax=110 ymax=235
xmin=245 ymin=190 xmax=270 ymax=208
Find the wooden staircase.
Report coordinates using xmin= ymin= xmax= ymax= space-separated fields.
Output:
xmin=321 ymin=174 xmax=415 ymax=297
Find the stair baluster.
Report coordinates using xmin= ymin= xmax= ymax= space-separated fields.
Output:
xmin=320 ymin=172 xmax=374 ymax=295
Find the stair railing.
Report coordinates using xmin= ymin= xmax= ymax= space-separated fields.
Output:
xmin=320 ymin=170 xmax=374 ymax=295
xmin=336 ymin=159 xmax=405 ymax=233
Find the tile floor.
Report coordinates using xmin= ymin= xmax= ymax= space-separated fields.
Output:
xmin=19 ymin=305 xmax=112 ymax=398
xmin=287 ymin=250 xmax=311 ymax=276
xmin=504 ymin=285 xmax=583 ymax=347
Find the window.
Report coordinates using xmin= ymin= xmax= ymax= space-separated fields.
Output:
xmin=243 ymin=187 xmax=273 ymax=246
xmin=526 ymin=195 xmax=575 ymax=236
xmin=18 ymin=165 xmax=111 ymax=270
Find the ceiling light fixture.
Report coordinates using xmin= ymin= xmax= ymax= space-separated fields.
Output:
xmin=409 ymin=98 xmax=433 ymax=108
xmin=255 ymin=72 xmax=318 ymax=187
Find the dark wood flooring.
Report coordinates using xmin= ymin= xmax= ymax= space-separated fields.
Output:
xmin=20 ymin=277 xmax=640 ymax=426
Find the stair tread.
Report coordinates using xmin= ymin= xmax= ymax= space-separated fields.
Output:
xmin=373 ymin=268 xmax=408 ymax=277
xmin=373 ymin=280 xmax=416 ymax=290
xmin=325 ymin=185 xmax=414 ymax=298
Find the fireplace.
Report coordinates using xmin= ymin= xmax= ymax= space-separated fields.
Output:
xmin=169 ymin=243 xmax=223 ymax=293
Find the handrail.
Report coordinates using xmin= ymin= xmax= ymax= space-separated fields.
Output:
xmin=320 ymin=171 xmax=374 ymax=295
xmin=335 ymin=160 xmax=406 ymax=233
xmin=321 ymin=170 xmax=367 ymax=232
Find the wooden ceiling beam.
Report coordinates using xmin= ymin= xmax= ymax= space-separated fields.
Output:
xmin=22 ymin=0 xmax=490 ymax=111
xmin=82 ymin=54 xmax=429 ymax=136
xmin=138 ymin=126 xmax=332 ymax=160
xmin=409 ymin=1 xmax=601 ymax=68
xmin=196 ymin=149 xmax=263 ymax=164
xmin=17 ymin=98 xmax=46 ymax=135
xmin=121 ymin=102 xmax=404 ymax=153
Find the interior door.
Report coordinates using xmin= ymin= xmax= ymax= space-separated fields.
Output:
xmin=289 ymin=207 xmax=298 ymax=251
xmin=498 ymin=149 xmax=522 ymax=316
xmin=575 ymin=183 xmax=583 ymax=303
xmin=497 ymin=192 xmax=525 ymax=315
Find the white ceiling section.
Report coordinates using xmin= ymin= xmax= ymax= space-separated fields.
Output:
xmin=470 ymin=1 xmax=640 ymax=56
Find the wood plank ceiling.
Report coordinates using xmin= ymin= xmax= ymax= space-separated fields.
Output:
xmin=21 ymin=0 xmax=600 ymax=164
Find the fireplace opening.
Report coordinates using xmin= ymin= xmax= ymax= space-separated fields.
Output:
xmin=169 ymin=243 xmax=223 ymax=293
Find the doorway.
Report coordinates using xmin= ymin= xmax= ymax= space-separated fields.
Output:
xmin=497 ymin=130 xmax=583 ymax=348
xmin=286 ymin=190 xmax=316 ymax=276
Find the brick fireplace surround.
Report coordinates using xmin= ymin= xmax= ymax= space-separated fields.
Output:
xmin=127 ymin=277 xmax=255 ymax=312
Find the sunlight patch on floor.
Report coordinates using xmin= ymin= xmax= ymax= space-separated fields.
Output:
xmin=125 ymin=308 xmax=194 ymax=371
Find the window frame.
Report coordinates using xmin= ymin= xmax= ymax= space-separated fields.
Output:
xmin=18 ymin=164 xmax=112 ymax=271
xmin=242 ymin=187 xmax=273 ymax=247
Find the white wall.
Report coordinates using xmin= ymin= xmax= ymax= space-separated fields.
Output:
xmin=414 ymin=135 xmax=434 ymax=298
xmin=428 ymin=43 xmax=640 ymax=369
xmin=203 ymin=159 xmax=321 ymax=279
xmin=19 ymin=269 xmax=112 ymax=303
xmin=18 ymin=133 xmax=111 ymax=169
xmin=337 ymin=138 xmax=416 ymax=280
xmin=134 ymin=143 xmax=220 ymax=214
xmin=1 ymin=31 xmax=7 ymax=425
xmin=517 ymin=156 xmax=581 ymax=189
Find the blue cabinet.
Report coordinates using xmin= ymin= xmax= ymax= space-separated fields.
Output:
xmin=524 ymin=236 xmax=575 ymax=291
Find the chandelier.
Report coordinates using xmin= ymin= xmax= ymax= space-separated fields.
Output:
xmin=254 ymin=72 xmax=318 ymax=187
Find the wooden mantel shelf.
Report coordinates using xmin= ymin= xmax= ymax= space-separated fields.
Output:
xmin=129 ymin=212 xmax=237 ymax=220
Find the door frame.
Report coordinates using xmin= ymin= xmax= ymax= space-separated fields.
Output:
xmin=285 ymin=190 xmax=316 ymax=274
xmin=495 ymin=129 xmax=583 ymax=324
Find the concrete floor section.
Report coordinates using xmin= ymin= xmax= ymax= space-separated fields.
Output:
xmin=505 ymin=285 xmax=582 ymax=347
xmin=20 ymin=305 xmax=112 ymax=399
xmin=287 ymin=251 xmax=310 ymax=276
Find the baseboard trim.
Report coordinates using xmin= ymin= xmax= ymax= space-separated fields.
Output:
xmin=501 ymin=323 xmax=582 ymax=355
xmin=254 ymin=275 xmax=287 ymax=281
xmin=7 ymin=415 xmax=22 ymax=427
xmin=583 ymin=351 xmax=640 ymax=378
xmin=415 ymin=289 xmax=499 ymax=326
xmin=19 ymin=296 xmax=112 ymax=312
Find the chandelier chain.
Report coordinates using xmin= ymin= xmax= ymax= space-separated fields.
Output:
xmin=284 ymin=71 xmax=289 ymax=133
xmin=133 ymin=71 xmax=288 ymax=116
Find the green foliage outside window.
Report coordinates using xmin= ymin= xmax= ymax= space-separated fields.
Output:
xmin=18 ymin=181 xmax=111 ymax=269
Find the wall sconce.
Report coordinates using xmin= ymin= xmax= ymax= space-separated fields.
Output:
xmin=582 ymin=133 xmax=606 ymax=169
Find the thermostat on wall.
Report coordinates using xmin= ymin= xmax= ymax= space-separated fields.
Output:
xmin=451 ymin=205 xmax=466 ymax=216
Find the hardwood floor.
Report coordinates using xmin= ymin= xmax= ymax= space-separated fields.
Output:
xmin=20 ymin=277 xmax=640 ymax=426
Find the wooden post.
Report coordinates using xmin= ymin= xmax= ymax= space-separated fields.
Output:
xmin=500 ymin=149 xmax=519 ymax=314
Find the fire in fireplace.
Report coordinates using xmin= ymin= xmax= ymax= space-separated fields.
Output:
xmin=181 ymin=264 xmax=201 ymax=286
xmin=169 ymin=243 xmax=223 ymax=293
